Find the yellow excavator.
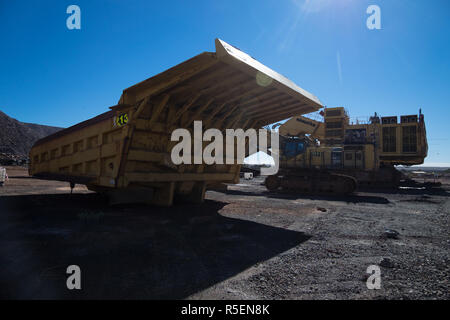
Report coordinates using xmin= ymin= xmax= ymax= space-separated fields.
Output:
xmin=265 ymin=107 xmax=428 ymax=194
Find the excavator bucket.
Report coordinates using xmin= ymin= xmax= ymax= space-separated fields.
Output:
xmin=29 ymin=39 xmax=323 ymax=206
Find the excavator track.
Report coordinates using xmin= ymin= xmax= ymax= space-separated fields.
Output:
xmin=341 ymin=166 xmax=403 ymax=189
xmin=265 ymin=170 xmax=357 ymax=195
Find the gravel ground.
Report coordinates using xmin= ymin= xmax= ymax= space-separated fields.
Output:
xmin=0 ymin=167 xmax=448 ymax=299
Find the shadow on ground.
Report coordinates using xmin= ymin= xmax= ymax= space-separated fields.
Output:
xmin=0 ymin=193 xmax=310 ymax=299
xmin=222 ymin=189 xmax=390 ymax=204
xmin=360 ymin=186 xmax=450 ymax=197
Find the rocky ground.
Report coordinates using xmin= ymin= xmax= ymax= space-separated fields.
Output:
xmin=0 ymin=166 xmax=448 ymax=299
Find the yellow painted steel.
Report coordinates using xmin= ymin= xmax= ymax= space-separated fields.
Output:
xmin=29 ymin=39 xmax=323 ymax=206
xmin=276 ymin=106 xmax=427 ymax=188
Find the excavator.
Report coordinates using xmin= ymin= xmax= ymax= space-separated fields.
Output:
xmin=264 ymin=107 xmax=428 ymax=194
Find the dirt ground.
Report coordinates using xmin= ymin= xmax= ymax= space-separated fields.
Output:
xmin=0 ymin=166 xmax=448 ymax=299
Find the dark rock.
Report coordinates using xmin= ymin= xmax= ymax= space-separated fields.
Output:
xmin=379 ymin=257 xmax=396 ymax=268
xmin=384 ymin=229 xmax=400 ymax=239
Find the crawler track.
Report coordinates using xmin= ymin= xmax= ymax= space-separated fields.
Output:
xmin=265 ymin=170 xmax=357 ymax=195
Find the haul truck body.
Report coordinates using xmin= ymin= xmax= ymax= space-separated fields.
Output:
xmin=29 ymin=39 xmax=322 ymax=206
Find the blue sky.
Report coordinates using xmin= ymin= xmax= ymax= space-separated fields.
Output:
xmin=0 ymin=0 xmax=449 ymax=165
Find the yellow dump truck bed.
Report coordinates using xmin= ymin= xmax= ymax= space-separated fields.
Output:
xmin=29 ymin=39 xmax=322 ymax=206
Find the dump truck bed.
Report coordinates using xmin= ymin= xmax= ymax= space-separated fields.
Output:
xmin=29 ymin=39 xmax=323 ymax=206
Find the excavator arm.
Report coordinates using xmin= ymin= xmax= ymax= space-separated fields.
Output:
xmin=278 ymin=114 xmax=325 ymax=139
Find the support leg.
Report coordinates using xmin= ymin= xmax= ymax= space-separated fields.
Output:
xmin=152 ymin=182 xmax=175 ymax=206
xmin=70 ymin=182 xmax=75 ymax=194
xmin=188 ymin=182 xmax=206 ymax=204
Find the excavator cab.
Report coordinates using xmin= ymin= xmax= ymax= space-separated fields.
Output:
xmin=331 ymin=147 xmax=343 ymax=168
xmin=282 ymin=137 xmax=307 ymax=159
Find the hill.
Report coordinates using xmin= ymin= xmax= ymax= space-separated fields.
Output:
xmin=0 ymin=110 xmax=62 ymax=165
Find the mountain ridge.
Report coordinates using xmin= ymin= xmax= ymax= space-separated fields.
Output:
xmin=0 ymin=110 xmax=63 ymax=164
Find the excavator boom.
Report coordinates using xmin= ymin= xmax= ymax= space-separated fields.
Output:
xmin=278 ymin=115 xmax=325 ymax=139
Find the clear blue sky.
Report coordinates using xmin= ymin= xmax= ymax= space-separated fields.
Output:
xmin=0 ymin=0 xmax=449 ymax=165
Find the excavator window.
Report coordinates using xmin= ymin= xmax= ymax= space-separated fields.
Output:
xmin=402 ymin=126 xmax=417 ymax=152
xmin=284 ymin=141 xmax=305 ymax=158
xmin=40 ymin=152 xmax=48 ymax=162
xmin=326 ymin=109 xmax=342 ymax=117
xmin=382 ymin=127 xmax=397 ymax=152
xmin=326 ymin=121 xmax=342 ymax=129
